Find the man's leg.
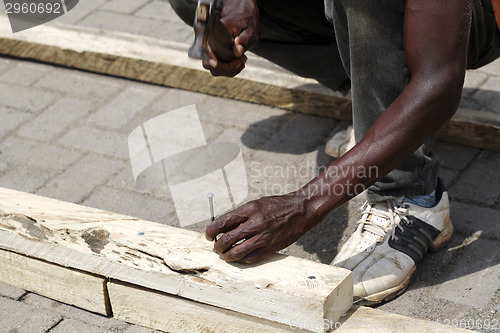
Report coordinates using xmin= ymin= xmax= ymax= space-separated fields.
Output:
xmin=327 ymin=0 xmax=439 ymax=201
xmin=325 ymin=0 xmax=451 ymax=304
xmin=168 ymin=0 xmax=350 ymax=93
xmin=327 ymin=0 xmax=498 ymax=305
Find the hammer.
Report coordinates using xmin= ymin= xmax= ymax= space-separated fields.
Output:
xmin=188 ymin=0 xmax=236 ymax=63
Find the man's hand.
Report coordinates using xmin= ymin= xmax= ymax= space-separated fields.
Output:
xmin=202 ymin=0 xmax=260 ymax=77
xmin=205 ymin=192 xmax=319 ymax=264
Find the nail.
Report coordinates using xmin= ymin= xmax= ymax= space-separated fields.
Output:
xmin=207 ymin=192 xmax=217 ymax=242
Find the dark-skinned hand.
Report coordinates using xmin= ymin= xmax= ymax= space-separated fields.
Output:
xmin=205 ymin=192 xmax=321 ymax=264
xmin=202 ymin=0 xmax=260 ymax=77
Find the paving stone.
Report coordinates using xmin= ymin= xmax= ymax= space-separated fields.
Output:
xmin=149 ymin=88 xmax=208 ymax=113
xmin=433 ymin=141 xmax=479 ymax=170
xmin=37 ymin=154 xmax=124 ymax=203
xmin=211 ymin=124 xmax=271 ymax=153
xmin=0 ymin=296 xmax=62 ymax=333
xmin=0 ymin=107 xmax=32 ymax=140
xmin=135 ymin=0 xmax=176 ymax=20
xmin=0 ymin=137 xmax=81 ymax=172
xmin=0 ymin=161 xmax=7 ymax=173
xmin=89 ymin=85 xmax=164 ymax=130
xmin=450 ymin=150 xmax=500 ymax=206
xmin=0 ymin=61 xmax=51 ymax=86
xmin=0 ymin=57 xmax=13 ymax=74
xmin=34 ymin=68 xmax=125 ymax=101
xmin=50 ymin=318 xmax=114 ymax=333
xmin=260 ymin=112 xmax=337 ymax=154
xmin=471 ymin=75 xmax=500 ymax=113
xmin=0 ymin=281 xmax=25 ymax=300
xmin=78 ymin=11 xmax=163 ymax=35
xmin=83 ymin=186 xmax=178 ymax=225
xmin=435 ymin=237 xmax=500 ymax=309
xmin=439 ymin=168 xmax=459 ymax=189
xmin=106 ymin=165 xmax=172 ymax=200
xmin=60 ymin=127 xmax=129 ymax=160
xmin=17 ymin=96 xmax=96 ymax=142
xmin=100 ymin=0 xmax=150 ymax=14
xmin=0 ymin=81 xmax=61 ymax=113
xmin=147 ymin=21 xmax=193 ymax=43
xmin=476 ymin=58 xmax=500 ymax=76
xmin=55 ymin=0 xmax=108 ymax=24
xmin=462 ymin=70 xmax=489 ymax=97
xmin=23 ymin=293 xmax=128 ymax=331
xmin=458 ymin=96 xmax=484 ymax=110
xmin=198 ymin=95 xmax=291 ymax=131
xmin=0 ymin=166 xmax=58 ymax=193
xmin=450 ymin=201 xmax=500 ymax=241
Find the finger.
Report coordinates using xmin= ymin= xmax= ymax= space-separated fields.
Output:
xmin=235 ymin=28 xmax=260 ymax=53
xmin=233 ymin=38 xmax=245 ymax=58
xmin=203 ymin=45 xmax=246 ymax=77
xmin=205 ymin=212 xmax=248 ymax=241
xmin=238 ymin=247 xmax=274 ymax=264
xmin=213 ymin=222 xmax=256 ymax=254
xmin=210 ymin=56 xmax=247 ymax=77
xmin=222 ymin=235 xmax=266 ymax=262
xmin=202 ymin=46 xmax=218 ymax=69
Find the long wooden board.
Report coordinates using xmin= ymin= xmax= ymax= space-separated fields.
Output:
xmin=109 ymin=282 xmax=477 ymax=333
xmin=0 ymin=187 xmax=352 ymax=332
xmin=0 ymin=16 xmax=497 ymax=151
xmin=0 ymin=248 xmax=109 ymax=315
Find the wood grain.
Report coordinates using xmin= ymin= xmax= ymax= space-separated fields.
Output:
xmin=0 ymin=248 xmax=109 ymax=315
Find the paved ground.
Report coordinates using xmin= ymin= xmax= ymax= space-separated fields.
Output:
xmin=0 ymin=1 xmax=499 ymax=332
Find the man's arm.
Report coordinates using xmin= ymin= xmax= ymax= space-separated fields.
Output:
xmin=206 ymin=0 xmax=472 ymax=264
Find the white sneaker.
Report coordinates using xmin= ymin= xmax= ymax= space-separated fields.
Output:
xmin=331 ymin=179 xmax=453 ymax=305
xmin=325 ymin=126 xmax=356 ymax=158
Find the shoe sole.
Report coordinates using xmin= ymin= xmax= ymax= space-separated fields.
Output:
xmin=357 ymin=216 xmax=454 ymax=306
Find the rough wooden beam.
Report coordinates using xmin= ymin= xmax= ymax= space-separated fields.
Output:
xmin=109 ymin=282 xmax=478 ymax=333
xmin=0 ymin=248 xmax=110 ymax=315
xmin=0 ymin=187 xmax=352 ymax=332
xmin=109 ymin=281 xmax=309 ymax=333
xmin=336 ymin=306 xmax=477 ymax=333
xmin=0 ymin=17 xmax=497 ymax=151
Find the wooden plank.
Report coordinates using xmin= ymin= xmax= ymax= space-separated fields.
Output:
xmin=109 ymin=281 xmax=309 ymax=333
xmin=0 ymin=187 xmax=352 ymax=332
xmin=0 ymin=17 xmax=496 ymax=151
xmin=336 ymin=306 xmax=479 ymax=332
xmin=109 ymin=282 xmax=479 ymax=333
xmin=437 ymin=108 xmax=500 ymax=152
xmin=0 ymin=248 xmax=109 ymax=315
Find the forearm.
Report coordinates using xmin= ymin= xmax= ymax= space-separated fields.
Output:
xmin=297 ymin=74 xmax=463 ymax=223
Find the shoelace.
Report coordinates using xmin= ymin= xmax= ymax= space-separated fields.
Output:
xmin=358 ymin=200 xmax=410 ymax=242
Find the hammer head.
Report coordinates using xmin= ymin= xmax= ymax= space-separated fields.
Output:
xmin=188 ymin=0 xmax=215 ymax=60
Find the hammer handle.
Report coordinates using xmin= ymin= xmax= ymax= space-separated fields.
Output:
xmin=208 ymin=12 xmax=236 ymax=63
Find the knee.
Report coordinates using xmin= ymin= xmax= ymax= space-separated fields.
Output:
xmin=168 ymin=0 xmax=198 ymax=26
